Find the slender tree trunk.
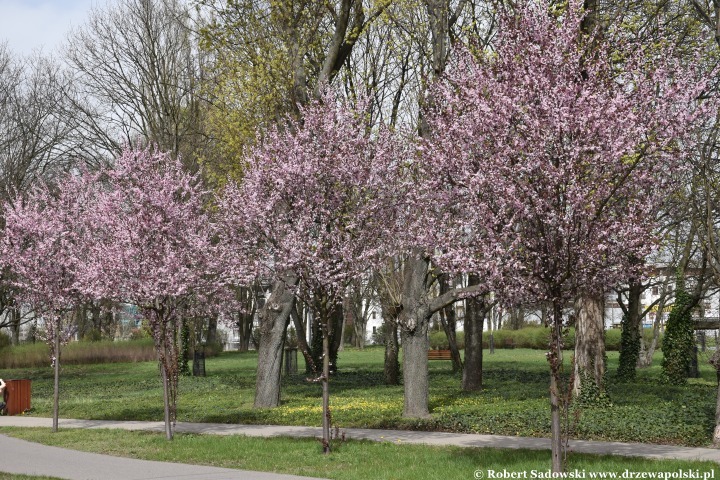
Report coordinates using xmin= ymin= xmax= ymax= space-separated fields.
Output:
xmin=508 ymin=306 xmax=524 ymax=330
xmin=161 ymin=363 xmax=173 ymax=440
xmin=487 ymin=314 xmax=495 ymax=354
xmin=10 ymin=308 xmax=21 ymax=346
xmin=548 ymin=302 xmax=564 ymax=473
xmin=639 ymin=315 xmax=662 ymax=368
xmin=291 ymin=306 xmax=316 ymax=373
xmin=254 ymin=274 xmax=297 ymax=408
xmin=321 ymin=314 xmax=331 ymax=454
xmin=52 ymin=329 xmax=60 ymax=433
xmin=330 ymin=303 xmax=344 ymax=372
xmin=573 ymin=292 xmax=606 ymax=398
xmin=462 ymin=274 xmax=484 ymax=391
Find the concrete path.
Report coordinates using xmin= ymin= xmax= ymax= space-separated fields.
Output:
xmin=0 ymin=416 xmax=719 ymax=479
xmin=0 ymin=433 xmax=325 ymax=480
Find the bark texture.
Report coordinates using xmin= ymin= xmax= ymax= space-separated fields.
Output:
xmin=462 ymin=273 xmax=484 ymax=391
xmin=617 ymin=279 xmax=642 ymax=380
xmin=709 ymin=348 xmax=720 ymax=446
xmin=573 ymin=293 xmax=606 ymax=398
xmin=254 ymin=275 xmax=297 ymax=408
xmin=399 ymin=256 xmax=432 ymax=418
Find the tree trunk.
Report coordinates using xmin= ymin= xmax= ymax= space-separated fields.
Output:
xmin=381 ymin=295 xmax=402 ymax=385
xmin=291 ymin=305 xmax=316 ymax=374
xmin=487 ymin=314 xmax=495 ymax=354
xmin=330 ymin=303 xmax=344 ymax=371
xmin=237 ymin=310 xmax=253 ymax=352
xmin=508 ymin=306 xmax=524 ymax=330
xmin=352 ymin=290 xmax=367 ymax=348
xmin=617 ymin=279 xmax=642 ymax=380
xmin=709 ymin=349 xmax=720 ymax=446
xmin=321 ymin=315 xmax=331 ymax=453
xmin=254 ymin=275 xmax=297 ymax=408
xmin=638 ymin=314 xmax=662 ymax=368
xmin=462 ymin=274 xmax=485 ymax=391
xmin=548 ymin=302 xmax=565 ymax=473
xmin=52 ymin=329 xmax=60 ymax=433
xmin=399 ymin=255 xmax=432 ymax=418
xmin=439 ymin=274 xmax=462 ymax=372
xmin=206 ymin=315 xmax=218 ymax=344
xmin=714 ymin=380 xmax=720 ymax=446
xmin=161 ymin=363 xmax=173 ymax=440
xmin=384 ymin=318 xmax=401 ymax=385
xmin=402 ymin=324 xmax=430 ymax=418
xmin=573 ymin=292 xmax=606 ymax=398
xmin=10 ymin=307 xmax=21 ymax=345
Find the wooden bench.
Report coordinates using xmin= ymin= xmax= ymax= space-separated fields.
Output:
xmin=428 ymin=349 xmax=452 ymax=360
xmin=503 ymin=338 xmax=516 ymax=349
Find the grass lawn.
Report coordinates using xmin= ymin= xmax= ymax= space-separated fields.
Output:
xmin=1 ymin=427 xmax=718 ymax=480
xmin=1 ymin=346 xmax=717 ymax=447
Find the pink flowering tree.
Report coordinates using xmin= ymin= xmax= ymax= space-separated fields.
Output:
xmin=79 ymin=147 xmax=218 ymax=440
xmin=1 ymin=177 xmax=95 ymax=432
xmin=424 ymin=1 xmax=710 ymax=471
xmin=218 ymin=95 xmax=403 ymax=452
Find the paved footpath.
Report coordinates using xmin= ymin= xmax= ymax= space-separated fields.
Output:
xmin=1 ymin=416 xmax=719 ymax=479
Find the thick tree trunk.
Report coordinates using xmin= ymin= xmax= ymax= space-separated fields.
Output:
xmin=254 ymin=275 xmax=297 ymax=408
xmin=402 ymin=324 xmax=430 ymax=418
xmin=237 ymin=310 xmax=253 ymax=352
xmin=206 ymin=315 xmax=218 ymax=344
xmin=617 ymin=279 xmax=642 ymax=379
xmin=710 ymin=349 xmax=720 ymax=446
xmin=399 ymin=254 xmax=487 ymax=416
xmin=714 ymin=380 xmax=720 ymax=446
xmin=462 ymin=274 xmax=484 ymax=391
xmin=399 ymin=255 xmax=432 ymax=418
xmin=573 ymin=292 xmax=606 ymax=398
xmin=384 ymin=318 xmax=401 ymax=385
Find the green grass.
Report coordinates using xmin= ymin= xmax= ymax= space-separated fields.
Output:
xmin=1 ymin=427 xmax=717 ymax=480
xmin=2 ymin=346 xmax=718 ymax=446
xmin=0 ymin=475 xmax=62 ymax=480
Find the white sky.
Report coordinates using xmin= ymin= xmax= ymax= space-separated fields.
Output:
xmin=0 ymin=0 xmax=107 ymax=56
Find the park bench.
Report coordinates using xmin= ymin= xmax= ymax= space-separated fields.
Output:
xmin=428 ymin=349 xmax=452 ymax=360
xmin=503 ymin=338 xmax=516 ymax=349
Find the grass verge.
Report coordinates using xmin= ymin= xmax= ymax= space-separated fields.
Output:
xmin=1 ymin=427 xmax=718 ymax=480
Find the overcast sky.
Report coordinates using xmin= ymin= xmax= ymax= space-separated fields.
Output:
xmin=0 ymin=0 xmax=107 ymax=56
